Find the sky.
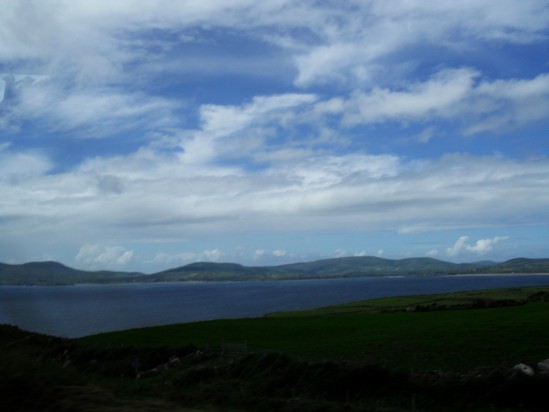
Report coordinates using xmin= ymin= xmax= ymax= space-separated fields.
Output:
xmin=1 ymin=0 xmax=549 ymax=273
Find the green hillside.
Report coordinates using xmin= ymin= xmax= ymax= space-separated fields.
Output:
xmin=149 ymin=256 xmax=549 ymax=282
xmin=0 ymin=261 xmax=145 ymax=285
xmin=1 ymin=256 xmax=549 ymax=285
xmin=488 ymin=258 xmax=549 ymax=273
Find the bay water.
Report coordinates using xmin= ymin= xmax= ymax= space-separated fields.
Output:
xmin=1 ymin=274 xmax=549 ymax=338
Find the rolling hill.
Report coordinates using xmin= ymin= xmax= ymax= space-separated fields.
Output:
xmin=148 ymin=256 xmax=549 ymax=281
xmin=148 ymin=256 xmax=484 ymax=281
xmin=0 ymin=261 xmax=145 ymax=285
xmin=1 ymin=256 xmax=549 ymax=285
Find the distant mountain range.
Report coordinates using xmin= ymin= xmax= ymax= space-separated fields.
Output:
xmin=0 ymin=261 xmax=144 ymax=286
xmin=1 ymin=256 xmax=549 ymax=286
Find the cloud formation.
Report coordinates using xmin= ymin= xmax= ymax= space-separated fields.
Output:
xmin=1 ymin=1 xmax=548 ymax=270
xmin=75 ymin=244 xmax=134 ymax=266
xmin=447 ymin=236 xmax=509 ymax=257
xmin=1 ymin=1 xmax=547 ymax=137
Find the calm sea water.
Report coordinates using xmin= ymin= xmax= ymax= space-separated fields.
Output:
xmin=1 ymin=274 xmax=549 ymax=338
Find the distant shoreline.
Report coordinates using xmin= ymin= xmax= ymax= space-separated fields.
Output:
xmin=2 ymin=272 xmax=549 ymax=287
xmin=2 ymin=256 xmax=549 ymax=286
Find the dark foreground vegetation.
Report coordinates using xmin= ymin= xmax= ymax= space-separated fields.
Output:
xmin=2 ymin=287 xmax=549 ymax=411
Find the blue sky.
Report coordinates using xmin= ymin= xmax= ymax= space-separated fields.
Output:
xmin=1 ymin=0 xmax=549 ymax=272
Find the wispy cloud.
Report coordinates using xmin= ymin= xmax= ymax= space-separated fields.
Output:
xmin=342 ymin=68 xmax=479 ymax=125
xmin=1 ymin=1 xmax=548 ymax=269
xmin=3 ymin=150 xmax=547 ymax=242
xmin=0 ymin=147 xmax=53 ymax=182
xmin=339 ymin=70 xmax=549 ymax=134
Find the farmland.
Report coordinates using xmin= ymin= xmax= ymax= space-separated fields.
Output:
xmin=2 ymin=286 xmax=549 ymax=411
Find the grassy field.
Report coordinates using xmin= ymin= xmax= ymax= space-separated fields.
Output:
xmin=80 ymin=286 xmax=549 ymax=372
xmin=4 ymin=286 xmax=549 ymax=412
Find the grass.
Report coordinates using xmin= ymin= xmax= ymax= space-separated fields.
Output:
xmin=80 ymin=286 xmax=549 ymax=372
xmin=5 ymin=286 xmax=549 ymax=411
xmin=269 ymin=286 xmax=549 ymax=315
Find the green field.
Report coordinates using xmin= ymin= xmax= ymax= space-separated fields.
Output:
xmin=81 ymin=286 xmax=549 ymax=372
xmin=4 ymin=286 xmax=549 ymax=412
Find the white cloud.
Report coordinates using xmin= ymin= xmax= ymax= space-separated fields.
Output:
xmin=152 ymin=252 xmax=198 ymax=266
xmin=447 ymin=236 xmax=509 ymax=257
xmin=426 ymin=249 xmax=439 ymax=258
xmin=0 ymin=2 xmax=59 ymax=60
xmin=150 ymin=247 xmax=313 ymax=268
xmin=56 ymin=91 xmax=176 ymax=131
xmin=9 ymin=84 xmax=181 ymax=138
xmin=0 ymin=147 xmax=546 ymax=272
xmin=280 ymin=153 xmax=400 ymax=188
xmin=75 ymin=244 xmax=134 ymax=266
xmin=1 ymin=1 xmax=547 ymax=140
xmin=199 ymin=94 xmax=317 ymax=138
xmin=3 ymin=1 xmax=546 ymax=94
xmin=2 ymin=149 xmax=548 ymax=251
xmin=0 ymin=73 xmax=49 ymax=105
xmin=180 ymin=93 xmax=317 ymax=167
xmin=334 ymin=69 xmax=549 ymax=134
xmin=294 ymin=43 xmax=362 ymax=87
xmin=292 ymin=0 xmax=549 ymax=87
xmin=202 ymin=249 xmax=223 ymax=261
xmin=465 ymin=73 xmax=549 ymax=134
xmin=447 ymin=237 xmax=469 ymax=257
xmin=0 ymin=148 xmax=53 ymax=182
xmin=334 ymin=249 xmax=348 ymax=258
xmin=1 ymin=1 xmax=548 ymax=269
xmin=343 ymin=68 xmax=479 ymax=125
xmin=150 ymin=249 xmax=224 ymax=266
